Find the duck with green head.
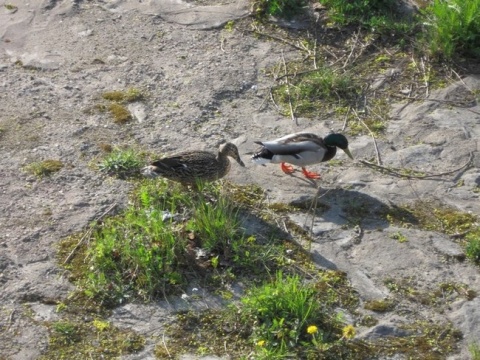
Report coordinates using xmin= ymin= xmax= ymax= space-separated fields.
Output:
xmin=251 ymin=133 xmax=353 ymax=179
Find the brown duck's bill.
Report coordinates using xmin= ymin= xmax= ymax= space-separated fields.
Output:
xmin=343 ymin=148 xmax=354 ymax=160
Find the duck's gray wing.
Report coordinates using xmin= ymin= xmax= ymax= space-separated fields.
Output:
xmin=255 ymin=133 xmax=325 ymax=155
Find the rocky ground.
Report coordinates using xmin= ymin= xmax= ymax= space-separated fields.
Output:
xmin=1 ymin=1 xmax=479 ymax=359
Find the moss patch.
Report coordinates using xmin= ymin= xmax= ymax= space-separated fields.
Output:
xmin=377 ymin=321 xmax=462 ymax=359
xmin=364 ymin=298 xmax=396 ymax=312
xmin=96 ymin=88 xmax=145 ymax=124
xmin=24 ymin=159 xmax=64 ymax=177
xmin=102 ymin=88 xmax=143 ymax=103
xmin=384 ymin=277 xmax=477 ymax=307
xmin=39 ymin=318 xmax=144 ymax=359
xmin=107 ymin=103 xmax=131 ymax=124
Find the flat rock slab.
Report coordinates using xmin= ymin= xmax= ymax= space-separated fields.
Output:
xmin=108 ymin=0 xmax=250 ymax=29
xmin=432 ymin=236 xmax=466 ymax=260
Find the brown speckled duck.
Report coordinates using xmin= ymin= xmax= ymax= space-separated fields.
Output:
xmin=142 ymin=142 xmax=245 ymax=185
xmin=251 ymin=132 xmax=353 ymax=179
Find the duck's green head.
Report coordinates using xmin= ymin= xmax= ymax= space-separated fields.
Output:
xmin=324 ymin=133 xmax=353 ymax=159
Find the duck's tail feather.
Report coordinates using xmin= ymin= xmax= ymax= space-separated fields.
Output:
xmin=251 ymin=148 xmax=274 ymax=164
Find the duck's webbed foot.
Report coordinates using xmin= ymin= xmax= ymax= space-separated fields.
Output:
xmin=280 ymin=162 xmax=294 ymax=174
xmin=301 ymin=167 xmax=321 ymax=179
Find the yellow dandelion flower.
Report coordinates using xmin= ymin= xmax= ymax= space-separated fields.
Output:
xmin=342 ymin=324 xmax=356 ymax=339
xmin=307 ymin=325 xmax=318 ymax=334
xmin=257 ymin=340 xmax=266 ymax=347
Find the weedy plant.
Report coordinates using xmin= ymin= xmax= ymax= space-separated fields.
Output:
xmin=364 ymin=298 xmax=396 ymax=312
xmin=420 ymin=0 xmax=480 ymax=59
xmin=254 ymin=0 xmax=307 ymax=19
xmin=390 ymin=231 xmax=408 ymax=243
xmin=80 ymin=180 xmax=251 ymax=305
xmin=466 ymin=229 xmax=480 ymax=264
xmin=107 ymin=103 xmax=131 ymax=124
xmin=162 ymin=269 xmax=362 ymax=359
xmin=238 ymin=271 xmax=352 ymax=358
xmin=51 ymin=321 xmax=79 ymax=345
xmin=188 ymin=192 xmax=240 ymax=252
xmin=319 ymin=0 xmax=413 ymax=36
xmin=97 ymin=147 xmax=145 ymax=179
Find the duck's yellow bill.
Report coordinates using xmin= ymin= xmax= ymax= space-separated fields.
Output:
xmin=343 ymin=148 xmax=354 ymax=160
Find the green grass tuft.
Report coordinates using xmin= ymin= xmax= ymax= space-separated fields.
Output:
xmin=80 ymin=180 xmax=253 ymax=305
xmin=240 ymin=271 xmax=325 ymax=354
xmin=319 ymin=0 xmax=413 ymax=36
xmin=237 ymin=271 xmax=358 ymax=358
xmin=98 ymin=147 xmax=145 ymax=179
xmin=51 ymin=321 xmax=80 ymax=345
xmin=466 ymin=229 xmax=480 ymax=264
xmin=420 ymin=0 xmax=480 ymax=59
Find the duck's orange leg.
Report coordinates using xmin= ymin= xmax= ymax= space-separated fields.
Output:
xmin=301 ymin=167 xmax=321 ymax=179
xmin=280 ymin=162 xmax=294 ymax=174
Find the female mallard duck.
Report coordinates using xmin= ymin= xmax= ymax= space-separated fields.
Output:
xmin=142 ymin=142 xmax=245 ymax=185
xmin=251 ymin=133 xmax=353 ymax=179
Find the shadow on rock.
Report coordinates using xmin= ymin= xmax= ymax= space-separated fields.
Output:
xmin=289 ymin=186 xmax=419 ymax=232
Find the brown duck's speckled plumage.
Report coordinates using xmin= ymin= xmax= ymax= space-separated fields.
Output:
xmin=142 ymin=142 xmax=245 ymax=185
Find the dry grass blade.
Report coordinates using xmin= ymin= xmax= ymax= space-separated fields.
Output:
xmin=275 ymin=68 xmax=322 ymax=81
xmin=240 ymin=27 xmax=305 ymax=52
xmin=342 ymin=107 xmax=352 ymax=131
xmin=359 ymin=152 xmax=473 ymax=179
xmin=420 ymin=56 xmax=430 ymax=98
xmin=281 ymin=50 xmax=297 ymax=125
xmin=269 ymin=87 xmax=281 ymax=112
xmin=342 ymin=29 xmax=362 ymax=69
xmin=352 ymin=108 xmax=382 ymax=165
xmin=162 ymin=332 xmax=172 ymax=358
xmin=63 ymin=203 xmax=117 ymax=264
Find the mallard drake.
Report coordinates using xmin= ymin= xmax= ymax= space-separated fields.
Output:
xmin=251 ymin=132 xmax=353 ymax=179
xmin=142 ymin=142 xmax=245 ymax=185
